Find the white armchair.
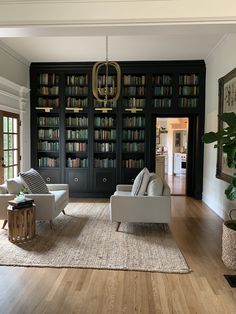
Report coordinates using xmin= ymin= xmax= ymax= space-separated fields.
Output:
xmin=0 ymin=183 xmax=69 ymax=229
xmin=110 ymin=174 xmax=171 ymax=231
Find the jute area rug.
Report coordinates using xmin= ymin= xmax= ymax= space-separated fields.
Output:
xmin=0 ymin=201 xmax=190 ymax=273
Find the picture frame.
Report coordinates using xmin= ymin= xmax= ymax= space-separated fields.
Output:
xmin=217 ymin=67 xmax=236 ymax=183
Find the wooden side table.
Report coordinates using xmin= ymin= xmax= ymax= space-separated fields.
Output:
xmin=7 ymin=205 xmax=36 ymax=243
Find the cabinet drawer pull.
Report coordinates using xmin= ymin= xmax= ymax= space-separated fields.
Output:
xmin=46 ymin=177 xmax=51 ymax=182
xmin=102 ymin=177 xmax=107 ymax=183
xmin=74 ymin=177 xmax=79 ymax=182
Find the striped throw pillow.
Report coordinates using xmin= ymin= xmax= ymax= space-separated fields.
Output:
xmin=19 ymin=169 xmax=50 ymax=194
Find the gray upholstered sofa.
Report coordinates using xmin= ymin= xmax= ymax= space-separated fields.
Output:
xmin=110 ymin=173 xmax=171 ymax=231
xmin=0 ymin=180 xmax=69 ymax=229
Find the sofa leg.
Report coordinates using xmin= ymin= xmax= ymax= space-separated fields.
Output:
xmin=2 ymin=220 xmax=7 ymax=229
xmin=49 ymin=220 xmax=53 ymax=230
xmin=62 ymin=209 xmax=66 ymax=215
xmin=116 ymin=222 xmax=121 ymax=232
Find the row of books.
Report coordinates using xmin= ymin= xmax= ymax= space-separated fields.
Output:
xmin=66 ymin=129 xmax=88 ymax=140
xmin=37 ymin=98 xmax=59 ymax=108
xmin=66 ymin=142 xmax=87 ymax=152
xmin=66 ymin=97 xmax=88 ymax=108
xmin=178 ymin=98 xmax=198 ymax=108
xmin=94 ymin=158 xmax=116 ymax=168
xmin=38 ymin=141 xmax=59 ymax=152
xmin=122 ymin=159 xmax=144 ymax=169
xmin=38 ymin=129 xmax=59 ymax=139
xmin=123 ymin=98 xmax=145 ymax=108
xmin=39 ymin=73 xmax=59 ymax=85
xmin=38 ymin=157 xmax=59 ymax=167
xmin=94 ymin=142 xmax=115 ymax=153
xmin=65 ymin=86 xmax=88 ymax=96
xmin=66 ymin=75 xmax=88 ymax=86
xmin=94 ymin=129 xmax=116 ymax=140
xmin=179 ymin=74 xmax=199 ymax=85
xmin=123 ymin=75 xmax=145 ymax=86
xmin=67 ymin=158 xmax=88 ymax=168
xmin=122 ymin=143 xmax=145 ymax=152
xmin=123 ymin=117 xmax=145 ymax=128
xmin=123 ymin=86 xmax=145 ymax=97
xmin=179 ymin=86 xmax=199 ymax=96
xmin=38 ymin=86 xmax=59 ymax=96
xmin=94 ymin=116 xmax=115 ymax=128
xmin=152 ymin=75 xmax=172 ymax=85
xmin=153 ymin=86 xmax=172 ymax=97
xmin=123 ymin=129 xmax=145 ymax=141
xmin=37 ymin=116 xmax=59 ymax=127
xmin=98 ymin=75 xmax=116 ymax=86
xmin=154 ymin=99 xmax=172 ymax=108
xmin=98 ymin=87 xmax=117 ymax=97
xmin=66 ymin=116 xmax=88 ymax=127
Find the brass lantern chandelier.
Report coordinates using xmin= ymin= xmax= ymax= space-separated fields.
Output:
xmin=92 ymin=36 xmax=121 ymax=108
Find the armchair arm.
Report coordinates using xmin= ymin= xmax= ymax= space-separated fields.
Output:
xmin=27 ymin=193 xmax=55 ymax=220
xmin=116 ymin=184 xmax=133 ymax=192
xmin=0 ymin=194 xmax=15 ymax=219
xmin=47 ymin=184 xmax=69 ymax=192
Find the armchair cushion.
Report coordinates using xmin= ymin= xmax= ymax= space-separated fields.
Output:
xmin=131 ymin=167 xmax=150 ymax=196
xmin=20 ymin=168 xmax=50 ymax=194
xmin=7 ymin=177 xmax=25 ymax=194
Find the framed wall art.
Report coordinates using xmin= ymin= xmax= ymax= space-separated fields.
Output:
xmin=217 ymin=67 xmax=236 ymax=182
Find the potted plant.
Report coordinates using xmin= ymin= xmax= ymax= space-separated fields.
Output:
xmin=202 ymin=112 xmax=236 ymax=270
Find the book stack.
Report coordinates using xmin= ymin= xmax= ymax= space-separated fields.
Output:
xmin=8 ymin=198 xmax=34 ymax=210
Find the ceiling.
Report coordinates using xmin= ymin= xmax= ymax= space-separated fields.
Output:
xmin=1 ymin=22 xmax=236 ymax=62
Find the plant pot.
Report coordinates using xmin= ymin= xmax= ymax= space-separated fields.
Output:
xmin=222 ymin=209 xmax=236 ymax=270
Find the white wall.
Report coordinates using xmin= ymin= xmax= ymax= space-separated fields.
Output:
xmin=203 ymin=34 xmax=236 ymax=219
xmin=0 ymin=42 xmax=30 ymax=173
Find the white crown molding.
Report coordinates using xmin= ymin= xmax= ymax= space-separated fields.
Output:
xmin=205 ymin=34 xmax=230 ymax=60
xmin=0 ymin=40 xmax=30 ymax=66
xmin=0 ymin=76 xmax=30 ymax=112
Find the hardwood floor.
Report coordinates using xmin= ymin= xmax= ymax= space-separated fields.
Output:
xmin=0 ymin=197 xmax=236 ymax=314
xmin=165 ymin=174 xmax=186 ymax=195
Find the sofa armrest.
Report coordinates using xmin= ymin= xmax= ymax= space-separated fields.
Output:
xmin=116 ymin=184 xmax=133 ymax=192
xmin=47 ymin=184 xmax=69 ymax=192
xmin=0 ymin=194 xmax=15 ymax=219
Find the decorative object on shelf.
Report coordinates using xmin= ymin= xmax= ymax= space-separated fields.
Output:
xmin=92 ymin=36 xmax=121 ymax=107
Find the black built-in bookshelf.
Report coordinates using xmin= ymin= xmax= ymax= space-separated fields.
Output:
xmin=30 ymin=61 xmax=205 ymax=198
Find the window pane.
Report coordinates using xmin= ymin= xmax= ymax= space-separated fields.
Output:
xmin=4 ymin=167 xmax=8 ymax=181
xmin=9 ymin=135 xmax=13 ymax=149
xmin=3 ymin=134 xmax=8 ymax=149
xmin=13 ymin=118 xmax=17 ymax=133
xmin=8 ymin=167 xmax=13 ymax=179
xmin=8 ymin=151 xmax=13 ymax=166
xmin=14 ymin=150 xmax=18 ymax=164
xmin=14 ymin=166 xmax=18 ymax=177
xmin=3 ymin=117 xmax=8 ymax=132
xmin=13 ymin=135 xmax=18 ymax=149
xmin=4 ymin=151 xmax=8 ymax=166
xmin=9 ymin=118 xmax=13 ymax=132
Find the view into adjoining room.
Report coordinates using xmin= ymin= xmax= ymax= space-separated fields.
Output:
xmin=155 ymin=117 xmax=188 ymax=195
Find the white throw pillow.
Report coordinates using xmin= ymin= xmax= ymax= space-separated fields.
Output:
xmin=7 ymin=177 xmax=25 ymax=194
xmin=131 ymin=167 xmax=150 ymax=196
xmin=147 ymin=176 xmax=164 ymax=196
xmin=0 ymin=183 xmax=7 ymax=194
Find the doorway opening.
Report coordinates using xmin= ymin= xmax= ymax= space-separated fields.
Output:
xmin=155 ymin=117 xmax=189 ymax=195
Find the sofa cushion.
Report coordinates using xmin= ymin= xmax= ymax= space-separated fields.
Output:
xmin=7 ymin=177 xmax=25 ymax=194
xmin=0 ymin=183 xmax=8 ymax=194
xmin=131 ymin=167 xmax=150 ymax=196
xmin=147 ymin=175 xmax=164 ymax=196
xmin=19 ymin=168 xmax=50 ymax=194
